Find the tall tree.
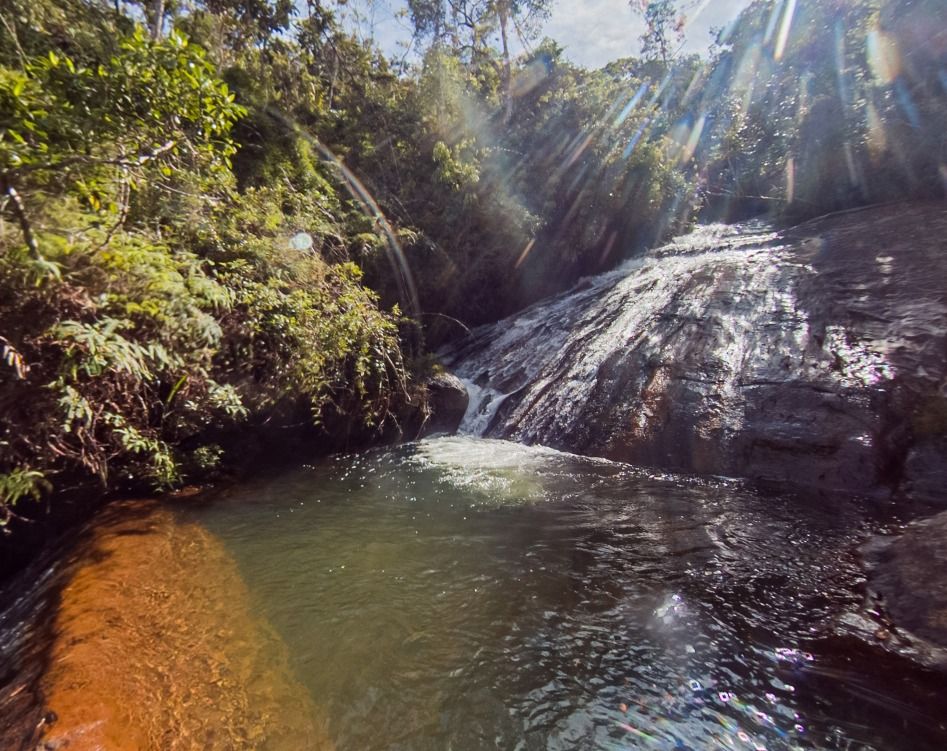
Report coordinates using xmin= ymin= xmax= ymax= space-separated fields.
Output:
xmin=148 ymin=0 xmax=165 ymax=39
xmin=631 ymin=0 xmax=685 ymax=64
xmin=406 ymin=0 xmax=551 ymax=120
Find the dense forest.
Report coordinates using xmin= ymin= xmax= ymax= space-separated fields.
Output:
xmin=1 ymin=0 xmax=944 ymax=523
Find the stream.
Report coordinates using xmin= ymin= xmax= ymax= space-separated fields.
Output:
xmin=3 ymin=436 xmax=947 ymax=750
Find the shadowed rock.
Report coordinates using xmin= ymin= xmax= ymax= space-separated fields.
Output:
xmin=864 ymin=510 xmax=947 ymax=652
xmin=420 ymin=371 xmax=469 ymax=436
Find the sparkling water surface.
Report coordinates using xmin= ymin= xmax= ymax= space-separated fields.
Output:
xmin=180 ymin=436 xmax=947 ymax=751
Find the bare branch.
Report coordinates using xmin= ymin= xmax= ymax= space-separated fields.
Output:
xmin=0 ymin=176 xmax=41 ymax=260
xmin=9 ymin=140 xmax=178 ymax=177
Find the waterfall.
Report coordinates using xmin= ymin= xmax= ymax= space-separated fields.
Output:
xmin=440 ymin=208 xmax=947 ymax=496
xmin=444 ymin=221 xmax=791 ymax=442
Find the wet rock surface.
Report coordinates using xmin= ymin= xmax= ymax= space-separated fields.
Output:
xmin=420 ymin=371 xmax=469 ymax=436
xmin=864 ymin=510 xmax=947 ymax=652
xmin=443 ymin=202 xmax=947 ymax=499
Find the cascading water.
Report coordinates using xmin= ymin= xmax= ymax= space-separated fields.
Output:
xmin=442 ymin=207 xmax=947 ymax=497
xmin=447 ymin=221 xmax=789 ymax=438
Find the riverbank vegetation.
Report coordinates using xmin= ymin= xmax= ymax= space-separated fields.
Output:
xmin=1 ymin=0 xmax=944 ymax=524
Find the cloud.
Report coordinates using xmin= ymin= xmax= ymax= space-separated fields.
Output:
xmin=338 ymin=0 xmax=754 ymax=70
xmin=678 ymin=0 xmax=755 ymax=52
xmin=542 ymin=0 xmax=647 ymax=67
xmin=541 ymin=0 xmax=753 ymax=68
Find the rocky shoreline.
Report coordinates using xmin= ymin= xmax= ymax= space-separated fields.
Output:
xmin=862 ymin=510 xmax=947 ymax=664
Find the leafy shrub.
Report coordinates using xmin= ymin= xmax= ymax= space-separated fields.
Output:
xmin=0 ymin=19 xmax=408 ymax=520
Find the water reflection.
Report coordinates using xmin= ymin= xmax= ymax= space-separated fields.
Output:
xmin=2 ymin=438 xmax=944 ymax=748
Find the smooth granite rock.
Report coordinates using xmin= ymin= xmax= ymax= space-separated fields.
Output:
xmin=444 ymin=202 xmax=947 ymax=500
xmin=864 ymin=510 xmax=947 ymax=650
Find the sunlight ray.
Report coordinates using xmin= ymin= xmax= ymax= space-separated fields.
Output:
xmin=614 ymin=83 xmax=649 ymax=128
xmin=774 ymin=0 xmax=798 ymax=61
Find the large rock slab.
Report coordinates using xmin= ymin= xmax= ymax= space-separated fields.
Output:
xmin=443 ymin=202 xmax=947 ymax=499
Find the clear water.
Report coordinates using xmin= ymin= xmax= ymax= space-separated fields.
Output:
xmin=166 ymin=437 xmax=946 ymax=751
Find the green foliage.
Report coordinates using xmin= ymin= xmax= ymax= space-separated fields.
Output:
xmin=0 ymin=468 xmax=51 ymax=525
xmin=0 ymin=28 xmax=242 ymax=181
xmin=192 ymin=443 xmax=225 ymax=471
xmin=0 ymin=6 xmax=409 ymax=522
xmin=432 ymin=140 xmax=481 ymax=190
xmin=209 ymin=186 xmax=407 ymax=426
xmin=694 ymin=0 xmax=947 ymax=220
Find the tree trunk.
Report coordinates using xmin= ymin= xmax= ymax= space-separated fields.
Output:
xmin=148 ymin=0 xmax=165 ymax=40
xmin=497 ymin=1 xmax=513 ymax=123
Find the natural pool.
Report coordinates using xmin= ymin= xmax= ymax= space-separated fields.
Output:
xmin=5 ymin=437 xmax=947 ymax=750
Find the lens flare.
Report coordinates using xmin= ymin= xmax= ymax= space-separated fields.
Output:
xmin=679 ymin=114 xmax=707 ymax=165
xmin=623 ymin=118 xmax=651 ymax=160
xmin=865 ymin=100 xmax=887 ymax=159
xmin=763 ymin=0 xmax=783 ymax=46
xmin=834 ymin=21 xmax=849 ymax=106
xmin=289 ymin=232 xmax=314 ymax=252
xmin=894 ymin=79 xmax=921 ymax=128
xmin=867 ymin=28 xmax=901 ymax=85
xmin=264 ymin=106 xmax=419 ymax=318
xmin=514 ymin=238 xmax=536 ymax=269
xmin=785 ymin=157 xmax=795 ymax=204
xmin=774 ymin=0 xmax=798 ymax=61
xmin=614 ymin=83 xmax=649 ymax=128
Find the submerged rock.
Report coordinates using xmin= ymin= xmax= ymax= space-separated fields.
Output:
xmin=443 ymin=202 xmax=947 ymax=500
xmin=34 ymin=502 xmax=334 ymax=751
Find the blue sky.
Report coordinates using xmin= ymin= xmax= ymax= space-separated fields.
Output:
xmin=334 ymin=0 xmax=754 ymax=69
